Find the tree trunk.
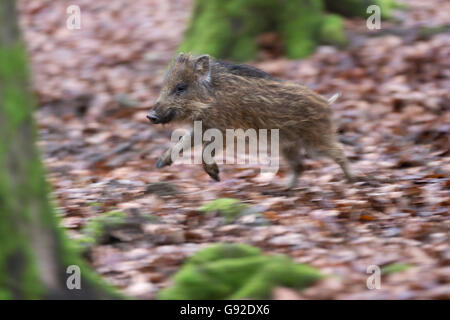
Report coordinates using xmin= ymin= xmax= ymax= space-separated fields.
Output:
xmin=179 ymin=0 xmax=399 ymax=61
xmin=0 ymin=0 xmax=120 ymax=299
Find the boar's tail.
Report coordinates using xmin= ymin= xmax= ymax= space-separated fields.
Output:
xmin=328 ymin=93 xmax=340 ymax=105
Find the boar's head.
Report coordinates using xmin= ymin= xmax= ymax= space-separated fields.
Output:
xmin=147 ymin=53 xmax=212 ymax=125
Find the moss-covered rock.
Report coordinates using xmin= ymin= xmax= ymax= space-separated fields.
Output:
xmin=158 ymin=243 xmax=322 ymax=300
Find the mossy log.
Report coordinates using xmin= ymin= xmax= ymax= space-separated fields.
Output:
xmin=158 ymin=244 xmax=322 ymax=299
xmin=0 ymin=0 xmax=120 ymax=299
xmin=180 ymin=0 xmax=400 ymax=61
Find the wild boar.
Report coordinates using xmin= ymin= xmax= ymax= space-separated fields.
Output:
xmin=148 ymin=53 xmax=356 ymax=188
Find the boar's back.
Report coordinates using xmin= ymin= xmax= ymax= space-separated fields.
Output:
xmin=215 ymin=60 xmax=278 ymax=81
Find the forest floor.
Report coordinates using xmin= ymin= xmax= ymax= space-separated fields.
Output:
xmin=20 ymin=0 xmax=449 ymax=299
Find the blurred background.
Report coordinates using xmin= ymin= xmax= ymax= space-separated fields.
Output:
xmin=7 ymin=0 xmax=449 ymax=299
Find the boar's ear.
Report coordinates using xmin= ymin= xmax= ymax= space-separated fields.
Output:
xmin=194 ymin=55 xmax=211 ymax=82
xmin=176 ymin=52 xmax=185 ymax=62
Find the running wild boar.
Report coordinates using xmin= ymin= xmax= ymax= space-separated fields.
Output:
xmin=147 ymin=53 xmax=356 ymax=188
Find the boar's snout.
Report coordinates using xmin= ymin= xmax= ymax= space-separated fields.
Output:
xmin=147 ymin=105 xmax=176 ymax=124
xmin=146 ymin=112 xmax=160 ymax=124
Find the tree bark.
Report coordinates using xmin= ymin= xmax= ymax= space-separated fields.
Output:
xmin=179 ymin=0 xmax=399 ymax=61
xmin=0 ymin=0 xmax=120 ymax=299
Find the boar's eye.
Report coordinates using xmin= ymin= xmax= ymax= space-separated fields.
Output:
xmin=174 ymin=83 xmax=187 ymax=95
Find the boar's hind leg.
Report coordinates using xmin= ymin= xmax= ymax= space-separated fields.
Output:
xmin=281 ymin=144 xmax=304 ymax=189
xmin=203 ymin=162 xmax=220 ymax=181
xmin=320 ymin=141 xmax=354 ymax=182
xmin=202 ymin=141 xmax=220 ymax=181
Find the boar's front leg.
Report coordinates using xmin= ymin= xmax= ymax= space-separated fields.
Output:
xmin=156 ymin=130 xmax=196 ymax=169
xmin=202 ymin=141 xmax=220 ymax=181
xmin=155 ymin=148 xmax=173 ymax=169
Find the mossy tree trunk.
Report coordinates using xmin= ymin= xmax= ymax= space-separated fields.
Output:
xmin=0 ymin=0 xmax=120 ymax=299
xmin=180 ymin=0 xmax=399 ymax=61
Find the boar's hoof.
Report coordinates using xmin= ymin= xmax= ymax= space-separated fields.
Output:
xmin=156 ymin=157 xmax=172 ymax=169
xmin=204 ymin=163 xmax=220 ymax=181
xmin=210 ymin=174 xmax=220 ymax=182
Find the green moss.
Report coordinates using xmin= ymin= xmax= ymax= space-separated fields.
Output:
xmin=377 ymin=0 xmax=405 ymax=18
xmin=0 ymin=289 xmax=12 ymax=300
xmin=0 ymin=43 xmax=31 ymax=129
xmin=231 ymin=255 xmax=322 ymax=299
xmin=188 ymin=243 xmax=262 ymax=265
xmin=77 ymin=211 xmax=127 ymax=249
xmin=319 ymin=14 xmax=348 ymax=47
xmin=178 ymin=6 xmax=230 ymax=58
xmin=382 ymin=263 xmax=413 ymax=274
xmin=0 ymin=42 xmax=28 ymax=79
xmin=0 ymin=29 xmax=47 ymax=299
xmin=21 ymin=246 xmax=46 ymax=299
xmin=56 ymin=218 xmax=123 ymax=299
xmin=158 ymin=244 xmax=322 ymax=300
xmin=3 ymin=84 xmax=29 ymax=127
xmin=179 ymin=0 xmax=277 ymax=61
xmin=198 ymin=198 xmax=248 ymax=223
xmin=0 ymin=242 xmax=45 ymax=299
xmin=229 ymin=36 xmax=258 ymax=63
xmin=278 ymin=0 xmax=324 ymax=58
